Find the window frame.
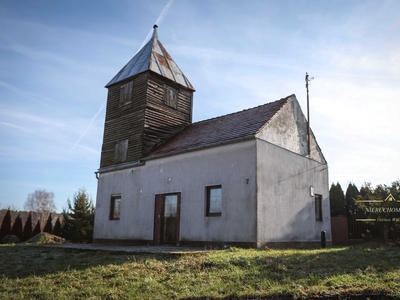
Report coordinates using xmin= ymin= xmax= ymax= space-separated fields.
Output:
xmin=119 ymin=81 xmax=133 ymax=106
xmin=114 ymin=139 xmax=128 ymax=163
xmin=163 ymin=84 xmax=178 ymax=109
xmin=109 ymin=195 xmax=122 ymax=220
xmin=206 ymin=185 xmax=222 ymax=217
xmin=315 ymin=194 xmax=323 ymax=221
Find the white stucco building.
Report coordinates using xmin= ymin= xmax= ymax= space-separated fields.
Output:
xmin=93 ymin=26 xmax=331 ymax=248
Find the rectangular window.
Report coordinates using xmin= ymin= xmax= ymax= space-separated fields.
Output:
xmin=315 ymin=194 xmax=323 ymax=221
xmin=206 ymin=185 xmax=222 ymax=216
xmin=110 ymin=195 xmax=121 ymax=220
xmin=119 ymin=81 xmax=133 ymax=105
xmin=163 ymin=85 xmax=178 ymax=109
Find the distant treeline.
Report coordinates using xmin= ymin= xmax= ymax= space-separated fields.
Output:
xmin=0 ymin=188 xmax=95 ymax=243
xmin=0 ymin=209 xmax=63 ymax=242
xmin=330 ymin=180 xmax=400 ymax=217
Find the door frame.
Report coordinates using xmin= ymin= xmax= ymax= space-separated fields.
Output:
xmin=153 ymin=192 xmax=181 ymax=245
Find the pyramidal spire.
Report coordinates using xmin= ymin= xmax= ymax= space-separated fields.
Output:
xmin=152 ymin=24 xmax=158 ymax=39
xmin=106 ymin=25 xmax=194 ymax=90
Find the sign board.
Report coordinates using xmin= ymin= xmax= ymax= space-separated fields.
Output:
xmin=355 ymin=194 xmax=400 ymax=222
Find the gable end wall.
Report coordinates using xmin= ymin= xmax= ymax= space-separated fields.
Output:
xmin=256 ymin=139 xmax=331 ymax=246
xmin=256 ymin=96 xmax=325 ymax=163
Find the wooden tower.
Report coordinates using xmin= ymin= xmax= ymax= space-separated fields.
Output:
xmin=100 ymin=25 xmax=195 ymax=169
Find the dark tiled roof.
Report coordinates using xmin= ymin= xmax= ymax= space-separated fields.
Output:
xmin=145 ymin=96 xmax=291 ymax=159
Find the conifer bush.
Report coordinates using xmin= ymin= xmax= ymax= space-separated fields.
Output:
xmin=22 ymin=212 xmax=33 ymax=241
xmin=11 ymin=214 xmax=23 ymax=240
xmin=53 ymin=217 xmax=62 ymax=237
xmin=62 ymin=188 xmax=95 ymax=243
xmin=43 ymin=214 xmax=53 ymax=234
xmin=0 ymin=209 xmax=12 ymax=241
xmin=32 ymin=219 xmax=41 ymax=237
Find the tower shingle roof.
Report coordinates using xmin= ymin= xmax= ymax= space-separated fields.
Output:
xmin=106 ymin=25 xmax=194 ymax=90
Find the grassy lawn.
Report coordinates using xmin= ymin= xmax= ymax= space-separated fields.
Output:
xmin=1 ymin=243 xmax=400 ymax=299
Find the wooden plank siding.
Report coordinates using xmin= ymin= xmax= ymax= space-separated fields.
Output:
xmin=100 ymin=71 xmax=193 ymax=168
xmin=142 ymin=74 xmax=192 ymax=156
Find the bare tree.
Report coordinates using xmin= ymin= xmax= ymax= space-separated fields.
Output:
xmin=24 ymin=189 xmax=57 ymax=229
xmin=0 ymin=203 xmax=19 ymax=211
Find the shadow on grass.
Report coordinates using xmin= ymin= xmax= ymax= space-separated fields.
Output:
xmin=0 ymin=244 xmax=183 ymax=279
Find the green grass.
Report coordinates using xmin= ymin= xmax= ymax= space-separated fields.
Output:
xmin=1 ymin=243 xmax=400 ymax=299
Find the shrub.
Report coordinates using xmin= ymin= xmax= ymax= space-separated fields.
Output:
xmin=22 ymin=212 xmax=33 ymax=241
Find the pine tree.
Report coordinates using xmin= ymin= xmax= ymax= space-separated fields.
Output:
xmin=345 ymin=183 xmax=359 ymax=216
xmin=23 ymin=212 xmax=33 ymax=241
xmin=11 ymin=214 xmax=23 ymax=240
xmin=53 ymin=217 xmax=62 ymax=237
xmin=329 ymin=182 xmax=346 ymax=216
xmin=388 ymin=180 xmax=400 ymax=199
xmin=43 ymin=214 xmax=53 ymax=234
xmin=0 ymin=209 xmax=12 ymax=240
xmin=359 ymin=182 xmax=375 ymax=200
xmin=62 ymin=188 xmax=95 ymax=243
xmin=32 ymin=219 xmax=41 ymax=237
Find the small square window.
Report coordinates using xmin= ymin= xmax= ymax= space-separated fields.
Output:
xmin=164 ymin=85 xmax=178 ymax=109
xmin=119 ymin=81 xmax=133 ymax=105
xmin=315 ymin=194 xmax=323 ymax=221
xmin=206 ymin=185 xmax=222 ymax=216
xmin=110 ymin=195 xmax=121 ymax=220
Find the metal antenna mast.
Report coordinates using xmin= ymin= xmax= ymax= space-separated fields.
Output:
xmin=305 ymin=72 xmax=313 ymax=157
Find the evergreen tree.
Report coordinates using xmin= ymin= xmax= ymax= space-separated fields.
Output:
xmin=32 ymin=219 xmax=41 ymax=237
xmin=23 ymin=212 xmax=33 ymax=241
xmin=329 ymin=182 xmax=346 ymax=216
xmin=53 ymin=217 xmax=62 ymax=237
xmin=0 ymin=209 xmax=12 ymax=240
xmin=43 ymin=214 xmax=53 ymax=234
xmin=359 ymin=182 xmax=375 ymax=200
xmin=356 ymin=182 xmax=399 ymax=242
xmin=345 ymin=183 xmax=359 ymax=216
xmin=11 ymin=214 xmax=23 ymax=240
xmin=388 ymin=180 xmax=400 ymax=199
xmin=62 ymin=188 xmax=95 ymax=243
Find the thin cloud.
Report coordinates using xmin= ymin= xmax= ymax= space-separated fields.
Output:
xmin=68 ymin=101 xmax=106 ymax=155
xmin=0 ymin=107 xmax=65 ymax=128
xmin=155 ymin=0 xmax=174 ymax=25
xmin=137 ymin=0 xmax=175 ymax=52
xmin=0 ymin=121 xmax=26 ymax=131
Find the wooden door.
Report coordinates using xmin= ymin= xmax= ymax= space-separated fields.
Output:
xmin=153 ymin=193 xmax=181 ymax=245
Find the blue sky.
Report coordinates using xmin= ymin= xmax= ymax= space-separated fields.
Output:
xmin=1 ymin=0 xmax=399 ymax=211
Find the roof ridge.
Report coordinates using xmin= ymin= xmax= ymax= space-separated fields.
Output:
xmin=192 ymin=95 xmax=292 ymax=125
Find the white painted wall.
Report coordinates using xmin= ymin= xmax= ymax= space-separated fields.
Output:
xmin=254 ymin=95 xmax=331 ymax=245
xmin=256 ymin=138 xmax=331 ymax=244
xmin=93 ymin=95 xmax=331 ymax=247
xmin=93 ymin=140 xmax=258 ymax=243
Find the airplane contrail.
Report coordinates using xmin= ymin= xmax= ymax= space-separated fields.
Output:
xmin=68 ymin=100 xmax=106 ymax=155
xmin=137 ymin=0 xmax=175 ymax=52
xmin=68 ymin=0 xmax=174 ymax=155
